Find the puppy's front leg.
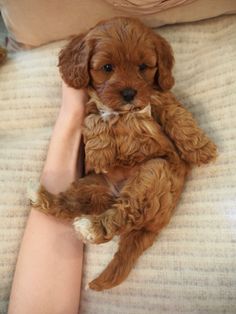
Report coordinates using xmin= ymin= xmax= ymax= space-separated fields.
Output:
xmin=83 ymin=114 xmax=117 ymax=173
xmin=151 ymin=92 xmax=217 ymax=165
xmin=85 ymin=138 xmax=116 ymax=174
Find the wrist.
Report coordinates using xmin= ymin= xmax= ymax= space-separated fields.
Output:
xmin=61 ymin=82 xmax=87 ymax=121
xmin=58 ymin=105 xmax=85 ymax=130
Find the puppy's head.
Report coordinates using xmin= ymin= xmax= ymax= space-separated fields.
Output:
xmin=59 ymin=17 xmax=174 ymax=111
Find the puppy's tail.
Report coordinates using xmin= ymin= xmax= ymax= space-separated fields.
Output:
xmin=89 ymin=229 xmax=157 ymax=291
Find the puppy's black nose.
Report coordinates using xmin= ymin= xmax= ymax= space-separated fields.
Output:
xmin=121 ymin=88 xmax=137 ymax=102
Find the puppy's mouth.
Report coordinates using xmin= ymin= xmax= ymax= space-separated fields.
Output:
xmin=105 ymin=101 xmax=149 ymax=115
xmin=98 ymin=103 xmax=151 ymax=121
xmin=102 ymin=94 xmax=150 ymax=113
xmin=88 ymin=87 xmax=151 ymax=115
xmin=118 ymin=99 xmax=150 ymax=112
xmin=118 ymin=103 xmax=136 ymax=112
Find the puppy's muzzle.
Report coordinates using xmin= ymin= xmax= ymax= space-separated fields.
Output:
xmin=120 ymin=88 xmax=137 ymax=102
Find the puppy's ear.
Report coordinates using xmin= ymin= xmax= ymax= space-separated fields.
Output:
xmin=58 ymin=34 xmax=93 ymax=89
xmin=154 ymin=34 xmax=175 ymax=91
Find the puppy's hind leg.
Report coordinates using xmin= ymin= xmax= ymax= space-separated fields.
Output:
xmin=89 ymin=229 xmax=156 ymax=291
xmin=31 ymin=174 xmax=115 ymax=220
xmin=74 ymin=159 xmax=181 ymax=244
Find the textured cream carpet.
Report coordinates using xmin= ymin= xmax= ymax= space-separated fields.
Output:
xmin=0 ymin=15 xmax=236 ymax=314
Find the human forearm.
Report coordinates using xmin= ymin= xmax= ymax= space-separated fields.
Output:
xmin=8 ymin=83 xmax=86 ymax=314
xmin=8 ymin=209 xmax=83 ymax=314
xmin=41 ymin=111 xmax=83 ymax=193
xmin=41 ymin=83 xmax=87 ymax=193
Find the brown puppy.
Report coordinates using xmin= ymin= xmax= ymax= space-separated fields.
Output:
xmin=33 ymin=17 xmax=217 ymax=291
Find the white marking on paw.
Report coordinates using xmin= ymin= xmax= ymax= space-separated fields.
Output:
xmin=27 ymin=180 xmax=40 ymax=203
xmin=73 ymin=217 xmax=96 ymax=243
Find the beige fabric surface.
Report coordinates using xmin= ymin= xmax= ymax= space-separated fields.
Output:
xmin=104 ymin=0 xmax=196 ymax=15
xmin=0 ymin=0 xmax=236 ymax=47
xmin=0 ymin=15 xmax=236 ymax=314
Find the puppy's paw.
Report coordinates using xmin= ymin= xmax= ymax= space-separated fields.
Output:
xmin=27 ymin=180 xmax=40 ymax=204
xmin=29 ymin=184 xmax=59 ymax=216
xmin=73 ymin=215 xmax=113 ymax=244
xmin=86 ymin=160 xmax=109 ymax=175
xmin=185 ymin=140 xmax=217 ymax=166
xmin=86 ymin=146 xmax=116 ymax=174
xmin=73 ymin=217 xmax=97 ymax=243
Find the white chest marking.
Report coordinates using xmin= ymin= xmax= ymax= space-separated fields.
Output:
xmin=99 ymin=109 xmax=119 ymax=121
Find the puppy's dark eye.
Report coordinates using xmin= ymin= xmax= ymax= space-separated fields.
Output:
xmin=102 ymin=64 xmax=113 ymax=73
xmin=139 ymin=63 xmax=148 ymax=72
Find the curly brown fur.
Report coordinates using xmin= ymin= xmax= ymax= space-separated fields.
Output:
xmin=32 ymin=17 xmax=217 ymax=291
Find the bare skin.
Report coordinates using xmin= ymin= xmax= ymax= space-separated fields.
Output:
xmin=8 ymin=82 xmax=87 ymax=314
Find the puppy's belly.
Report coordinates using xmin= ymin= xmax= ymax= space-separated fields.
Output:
xmin=104 ymin=165 xmax=139 ymax=193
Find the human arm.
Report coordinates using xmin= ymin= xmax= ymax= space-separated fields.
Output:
xmin=8 ymin=82 xmax=87 ymax=314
